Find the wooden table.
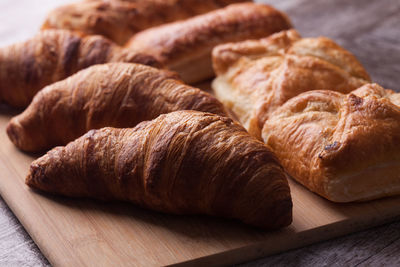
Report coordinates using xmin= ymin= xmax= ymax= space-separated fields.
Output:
xmin=0 ymin=0 xmax=399 ymax=266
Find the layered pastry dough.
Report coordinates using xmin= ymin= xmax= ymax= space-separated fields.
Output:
xmin=212 ymin=30 xmax=371 ymax=139
xmin=262 ymin=83 xmax=400 ymax=202
xmin=27 ymin=111 xmax=292 ymax=229
xmin=7 ymin=63 xmax=226 ymax=152
xmin=42 ymin=0 xmax=248 ymax=45
xmin=126 ymin=3 xmax=292 ymax=83
xmin=0 ymin=30 xmax=159 ymax=108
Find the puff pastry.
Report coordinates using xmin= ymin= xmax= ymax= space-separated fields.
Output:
xmin=262 ymin=83 xmax=400 ymax=202
xmin=126 ymin=3 xmax=292 ymax=84
xmin=212 ymin=30 xmax=371 ymax=139
xmin=26 ymin=111 xmax=292 ymax=229
xmin=7 ymin=63 xmax=226 ymax=152
xmin=42 ymin=0 xmax=248 ymax=45
xmin=0 ymin=30 xmax=159 ymax=108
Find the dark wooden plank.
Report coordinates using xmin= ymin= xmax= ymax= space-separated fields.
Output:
xmin=242 ymin=221 xmax=400 ymax=266
xmin=0 ymin=196 xmax=49 ymax=266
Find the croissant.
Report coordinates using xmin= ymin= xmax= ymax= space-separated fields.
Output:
xmin=26 ymin=111 xmax=292 ymax=229
xmin=7 ymin=63 xmax=226 ymax=152
xmin=212 ymin=30 xmax=371 ymax=139
xmin=42 ymin=0 xmax=249 ymax=45
xmin=262 ymin=83 xmax=400 ymax=202
xmin=126 ymin=3 xmax=292 ymax=84
xmin=0 ymin=30 xmax=159 ymax=108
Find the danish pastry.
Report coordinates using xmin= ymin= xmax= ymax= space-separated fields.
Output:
xmin=262 ymin=84 xmax=400 ymax=202
xmin=212 ymin=30 xmax=371 ymax=139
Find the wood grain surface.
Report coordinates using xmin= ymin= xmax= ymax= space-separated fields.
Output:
xmin=0 ymin=0 xmax=400 ymax=266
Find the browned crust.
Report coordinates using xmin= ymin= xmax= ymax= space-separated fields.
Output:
xmin=0 ymin=30 xmax=160 ymax=108
xmin=126 ymin=3 xmax=292 ymax=82
xmin=26 ymin=110 xmax=292 ymax=229
xmin=263 ymin=84 xmax=400 ymax=202
xmin=6 ymin=63 xmax=227 ymax=152
xmin=211 ymin=30 xmax=371 ymax=139
xmin=42 ymin=0 xmax=250 ymax=45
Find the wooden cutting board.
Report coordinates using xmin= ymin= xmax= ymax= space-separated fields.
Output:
xmin=0 ymin=109 xmax=399 ymax=266
xmin=1 ymin=0 xmax=400 ymax=265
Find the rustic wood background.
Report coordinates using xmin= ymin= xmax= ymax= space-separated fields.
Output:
xmin=0 ymin=0 xmax=399 ymax=266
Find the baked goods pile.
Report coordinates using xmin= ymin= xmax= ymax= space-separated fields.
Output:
xmin=1 ymin=0 xmax=398 ymax=229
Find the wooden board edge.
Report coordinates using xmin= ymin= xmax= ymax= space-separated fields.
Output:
xmin=0 ymin=170 xmax=83 ymax=266
xmin=170 ymin=215 xmax=400 ymax=266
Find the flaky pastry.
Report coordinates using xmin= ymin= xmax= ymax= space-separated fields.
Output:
xmin=7 ymin=63 xmax=226 ymax=152
xmin=42 ymin=0 xmax=248 ymax=45
xmin=126 ymin=3 xmax=292 ymax=83
xmin=0 ymin=30 xmax=159 ymax=108
xmin=262 ymin=83 xmax=400 ymax=202
xmin=212 ymin=30 xmax=371 ymax=139
xmin=27 ymin=111 xmax=292 ymax=229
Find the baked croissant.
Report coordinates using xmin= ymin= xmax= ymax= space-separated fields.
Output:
xmin=126 ymin=3 xmax=292 ymax=84
xmin=7 ymin=63 xmax=226 ymax=152
xmin=26 ymin=111 xmax=292 ymax=229
xmin=0 ymin=30 xmax=159 ymax=108
xmin=212 ymin=29 xmax=371 ymax=139
xmin=42 ymin=0 xmax=249 ymax=45
xmin=262 ymin=83 xmax=400 ymax=202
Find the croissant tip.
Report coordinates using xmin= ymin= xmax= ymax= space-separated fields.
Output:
xmin=269 ymin=191 xmax=293 ymax=229
xmin=282 ymin=199 xmax=294 ymax=227
xmin=7 ymin=118 xmax=40 ymax=152
xmin=25 ymin=173 xmax=34 ymax=187
xmin=25 ymin=163 xmax=41 ymax=187
xmin=6 ymin=120 xmax=23 ymax=148
xmin=267 ymin=196 xmax=293 ymax=229
xmin=26 ymin=160 xmax=55 ymax=195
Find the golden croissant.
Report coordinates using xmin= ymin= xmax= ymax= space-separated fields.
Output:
xmin=0 ymin=30 xmax=159 ymax=108
xmin=42 ymin=0 xmax=248 ymax=45
xmin=26 ymin=111 xmax=292 ymax=229
xmin=7 ymin=63 xmax=226 ymax=152
xmin=126 ymin=3 xmax=292 ymax=84
xmin=212 ymin=29 xmax=371 ymax=139
xmin=262 ymin=83 xmax=400 ymax=202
